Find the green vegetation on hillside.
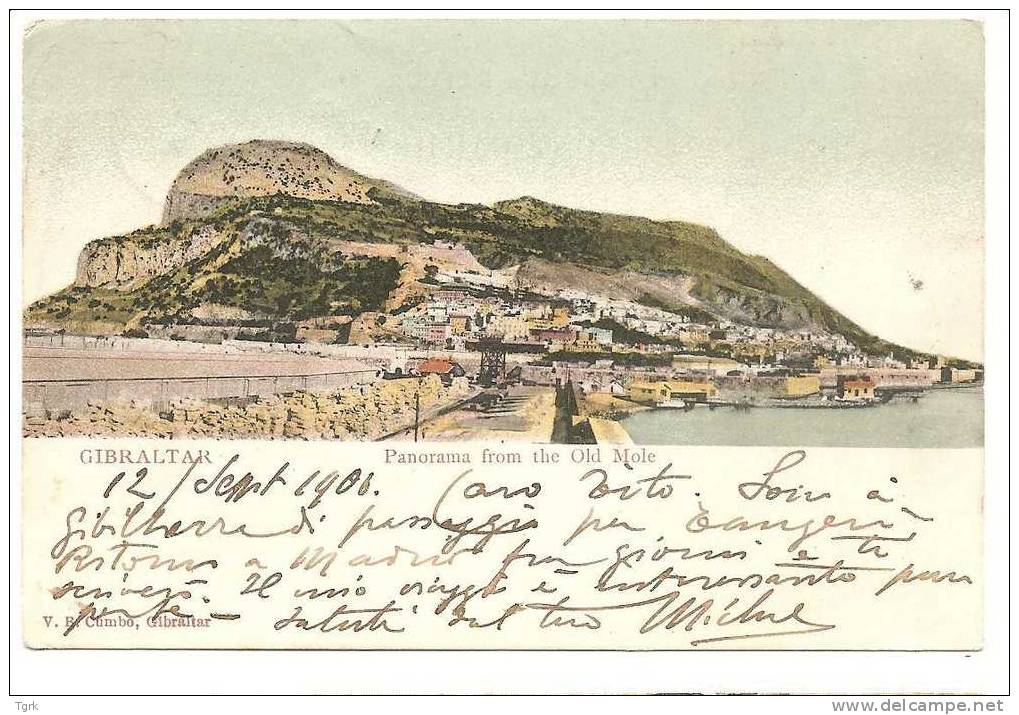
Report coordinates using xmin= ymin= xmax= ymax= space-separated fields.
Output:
xmin=194 ymin=193 xmax=903 ymax=353
xmin=28 ymin=285 xmax=139 ymax=325
xmin=212 ymin=193 xmax=787 ymax=292
xmin=28 ymin=189 xmax=920 ymax=358
xmin=27 ymin=234 xmax=401 ymax=329
xmin=197 ymin=246 xmax=400 ymax=320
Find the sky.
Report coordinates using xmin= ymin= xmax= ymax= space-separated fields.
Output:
xmin=21 ymin=20 xmax=985 ymax=360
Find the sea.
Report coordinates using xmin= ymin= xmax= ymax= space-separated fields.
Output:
xmin=620 ymin=385 xmax=983 ymax=448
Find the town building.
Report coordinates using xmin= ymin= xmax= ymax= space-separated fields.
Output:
xmin=837 ymin=376 xmax=876 ymax=401
xmin=940 ymin=367 xmax=983 ymax=383
xmin=570 ymin=330 xmax=604 ymax=352
xmin=628 ymin=380 xmax=719 ymax=404
xmin=448 ymin=315 xmax=472 ymax=336
xmin=416 ymin=358 xmax=467 ymax=385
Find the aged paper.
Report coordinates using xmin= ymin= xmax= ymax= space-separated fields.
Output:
xmin=18 ymin=19 xmax=989 ymax=663
xmin=23 ymin=439 xmax=981 ymax=649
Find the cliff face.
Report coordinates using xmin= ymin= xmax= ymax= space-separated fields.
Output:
xmin=161 ymin=139 xmax=416 ymax=224
xmin=161 ymin=192 xmax=236 ymax=226
xmin=74 ymin=225 xmax=227 ymax=289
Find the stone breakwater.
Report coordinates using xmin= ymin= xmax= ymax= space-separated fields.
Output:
xmin=23 ymin=375 xmax=470 ymax=440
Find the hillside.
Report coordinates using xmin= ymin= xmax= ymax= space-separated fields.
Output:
xmin=162 ymin=139 xmax=417 ymax=224
xmin=26 ymin=140 xmax=913 ymax=358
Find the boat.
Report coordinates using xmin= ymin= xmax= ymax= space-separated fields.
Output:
xmin=657 ymin=398 xmax=687 ymax=409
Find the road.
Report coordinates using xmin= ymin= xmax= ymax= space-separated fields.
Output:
xmin=387 ymin=385 xmax=557 ymax=442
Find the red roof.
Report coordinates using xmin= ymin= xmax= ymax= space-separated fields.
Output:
xmin=418 ymin=358 xmax=457 ymax=374
xmin=842 ymin=379 xmax=874 ymax=389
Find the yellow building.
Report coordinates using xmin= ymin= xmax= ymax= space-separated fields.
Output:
xmin=780 ymin=375 xmax=821 ymax=397
xmin=570 ymin=330 xmax=603 ymax=352
xmin=628 ymin=382 xmax=667 ymax=403
xmin=449 ymin=315 xmax=471 ymax=336
xmin=551 ymin=306 xmax=571 ymax=327
xmin=838 ymin=377 xmax=876 ymax=401
xmin=628 ymin=380 xmax=719 ymax=404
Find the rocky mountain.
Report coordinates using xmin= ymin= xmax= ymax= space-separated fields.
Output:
xmin=27 ymin=139 xmax=907 ymax=356
xmin=162 ymin=140 xmax=416 ymax=224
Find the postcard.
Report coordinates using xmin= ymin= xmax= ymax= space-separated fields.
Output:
xmin=18 ymin=19 xmax=987 ymax=655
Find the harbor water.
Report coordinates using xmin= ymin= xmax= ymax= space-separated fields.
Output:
xmin=620 ymin=386 xmax=983 ymax=448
